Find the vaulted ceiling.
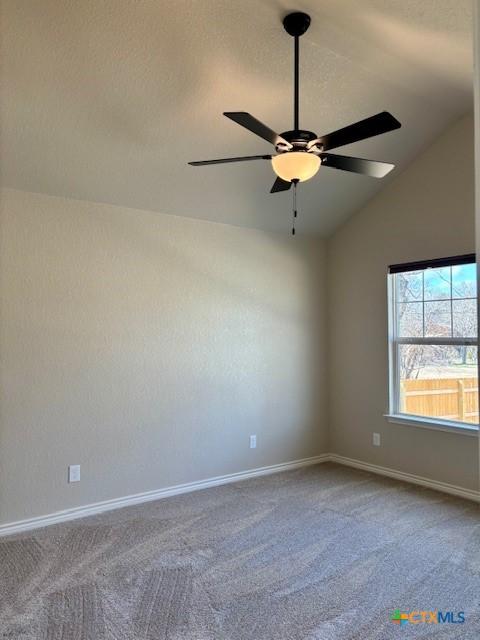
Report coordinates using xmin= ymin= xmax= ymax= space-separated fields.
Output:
xmin=1 ymin=0 xmax=473 ymax=235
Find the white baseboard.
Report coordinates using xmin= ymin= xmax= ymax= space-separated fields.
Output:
xmin=329 ymin=454 xmax=480 ymax=503
xmin=2 ymin=452 xmax=477 ymax=537
xmin=0 ymin=454 xmax=329 ymax=537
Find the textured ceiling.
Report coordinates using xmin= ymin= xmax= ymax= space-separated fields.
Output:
xmin=1 ymin=0 xmax=473 ymax=236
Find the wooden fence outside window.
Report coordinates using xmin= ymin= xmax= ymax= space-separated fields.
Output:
xmin=401 ymin=378 xmax=479 ymax=423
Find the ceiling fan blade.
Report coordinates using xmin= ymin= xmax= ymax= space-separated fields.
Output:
xmin=320 ymin=153 xmax=394 ymax=178
xmin=189 ymin=154 xmax=272 ymax=166
xmin=270 ymin=177 xmax=292 ymax=193
xmin=317 ymin=112 xmax=401 ymax=152
xmin=224 ymin=112 xmax=292 ymax=149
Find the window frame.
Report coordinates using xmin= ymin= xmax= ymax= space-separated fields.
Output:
xmin=386 ymin=254 xmax=479 ymax=434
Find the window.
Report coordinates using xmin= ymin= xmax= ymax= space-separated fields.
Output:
xmin=388 ymin=254 xmax=478 ymax=429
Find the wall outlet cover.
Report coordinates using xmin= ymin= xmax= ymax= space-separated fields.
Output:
xmin=373 ymin=433 xmax=381 ymax=447
xmin=249 ymin=435 xmax=257 ymax=449
xmin=68 ymin=464 xmax=81 ymax=483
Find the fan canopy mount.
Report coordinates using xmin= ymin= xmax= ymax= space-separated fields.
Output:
xmin=282 ymin=12 xmax=311 ymax=38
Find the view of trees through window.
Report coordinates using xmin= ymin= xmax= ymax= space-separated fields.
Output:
xmin=392 ymin=263 xmax=478 ymax=425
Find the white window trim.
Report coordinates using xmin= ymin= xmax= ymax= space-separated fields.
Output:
xmin=384 ymin=413 xmax=478 ymax=436
xmin=387 ymin=272 xmax=479 ymax=434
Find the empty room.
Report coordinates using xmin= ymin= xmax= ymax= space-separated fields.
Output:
xmin=1 ymin=1 xmax=480 ymax=638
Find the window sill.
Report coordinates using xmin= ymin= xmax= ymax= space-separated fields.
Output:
xmin=384 ymin=413 xmax=479 ymax=437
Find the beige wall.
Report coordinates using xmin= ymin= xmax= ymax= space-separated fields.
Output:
xmin=0 ymin=189 xmax=327 ymax=525
xmin=327 ymin=114 xmax=478 ymax=490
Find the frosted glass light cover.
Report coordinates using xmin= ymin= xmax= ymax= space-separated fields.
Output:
xmin=271 ymin=152 xmax=320 ymax=182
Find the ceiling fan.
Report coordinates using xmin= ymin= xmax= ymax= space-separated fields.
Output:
xmin=189 ymin=11 xmax=401 ymax=227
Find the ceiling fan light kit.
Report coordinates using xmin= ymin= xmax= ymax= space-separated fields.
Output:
xmin=271 ymin=151 xmax=320 ymax=182
xmin=189 ymin=11 xmax=401 ymax=232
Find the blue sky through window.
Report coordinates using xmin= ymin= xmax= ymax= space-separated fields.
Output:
xmin=452 ymin=264 xmax=476 ymax=286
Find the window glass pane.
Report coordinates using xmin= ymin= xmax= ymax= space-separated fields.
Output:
xmin=453 ymin=299 xmax=477 ymax=338
xmin=391 ymin=260 xmax=478 ymax=426
xmin=397 ymin=302 xmax=423 ymax=337
xmin=424 ymin=300 xmax=451 ymax=337
xmin=452 ymin=263 xmax=476 ymax=299
xmin=395 ymin=271 xmax=422 ymax=303
xmin=424 ymin=267 xmax=451 ymax=300
xmin=398 ymin=344 xmax=478 ymax=424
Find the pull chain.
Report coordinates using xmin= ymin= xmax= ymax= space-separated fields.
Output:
xmin=292 ymin=179 xmax=299 ymax=236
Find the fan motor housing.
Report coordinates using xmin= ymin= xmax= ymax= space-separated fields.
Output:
xmin=277 ymin=129 xmax=317 ymax=151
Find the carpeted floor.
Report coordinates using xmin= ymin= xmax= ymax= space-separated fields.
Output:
xmin=1 ymin=462 xmax=480 ymax=639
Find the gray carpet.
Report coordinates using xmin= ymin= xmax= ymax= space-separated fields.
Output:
xmin=1 ymin=462 xmax=480 ymax=639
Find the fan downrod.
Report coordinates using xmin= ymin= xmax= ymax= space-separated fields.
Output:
xmin=282 ymin=12 xmax=311 ymax=37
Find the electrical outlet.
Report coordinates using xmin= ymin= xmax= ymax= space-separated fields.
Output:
xmin=68 ymin=464 xmax=81 ymax=483
xmin=249 ymin=435 xmax=257 ymax=449
xmin=373 ymin=433 xmax=381 ymax=447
